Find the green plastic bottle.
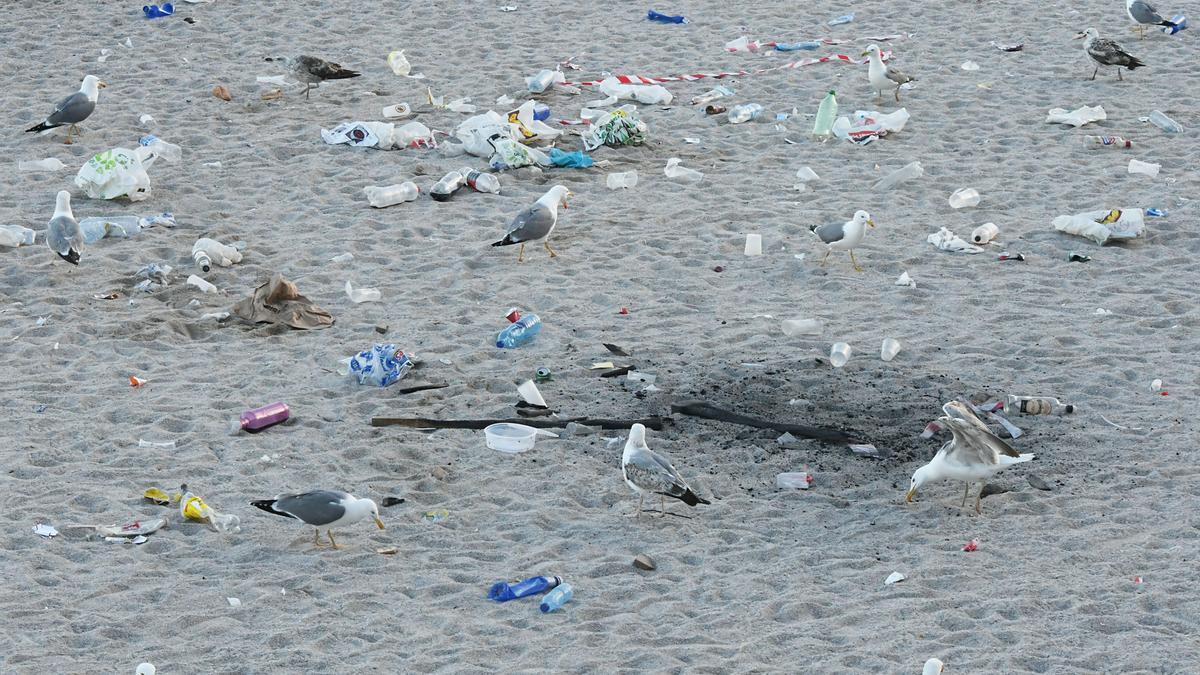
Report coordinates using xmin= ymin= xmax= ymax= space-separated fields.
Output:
xmin=812 ymin=90 xmax=838 ymax=137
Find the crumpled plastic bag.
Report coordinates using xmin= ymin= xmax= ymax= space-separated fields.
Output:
xmin=596 ymin=77 xmax=673 ymax=105
xmin=1052 ymin=208 xmax=1144 ymax=245
xmin=75 ymin=144 xmax=171 ymax=201
xmin=832 ymin=108 xmax=910 ymax=145
xmin=506 ymin=100 xmax=562 ymax=144
xmin=927 ymin=227 xmax=983 ymax=253
xmin=230 ymin=273 xmax=334 ymax=330
xmin=321 ymin=121 xmax=434 ymax=149
xmin=456 ymin=111 xmax=518 ymax=157
xmin=1046 ymin=105 xmax=1105 ymax=127
xmin=548 ymin=148 xmax=594 ymax=168
xmin=346 ymin=343 xmax=414 ymax=387
xmin=488 ymin=134 xmax=550 ymax=170
xmin=582 ymin=105 xmax=648 ymax=151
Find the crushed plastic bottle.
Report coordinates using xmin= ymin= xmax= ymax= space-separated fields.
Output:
xmin=19 ymin=158 xmax=67 ymax=172
xmin=488 ymin=575 xmax=562 ymax=602
xmin=430 ymin=170 xmax=465 ymax=202
xmin=647 ymin=9 xmax=688 ymax=23
xmin=363 ymin=182 xmax=420 ymax=207
xmin=727 ymin=103 xmax=764 ymax=124
xmin=78 ymin=216 xmax=142 ymax=244
xmin=1147 ymin=110 xmax=1183 ymax=133
xmin=606 ymin=171 xmax=639 ymax=189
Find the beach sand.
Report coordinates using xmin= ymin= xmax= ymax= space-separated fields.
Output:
xmin=2 ymin=0 xmax=1198 ymax=672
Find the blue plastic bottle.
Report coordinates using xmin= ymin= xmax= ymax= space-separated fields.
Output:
xmin=539 ymin=583 xmax=574 ymax=613
xmin=496 ymin=314 xmax=541 ymax=349
xmin=489 ymin=575 xmax=561 ymax=602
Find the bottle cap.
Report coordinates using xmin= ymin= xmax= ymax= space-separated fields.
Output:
xmin=505 ymin=308 xmax=521 ymax=323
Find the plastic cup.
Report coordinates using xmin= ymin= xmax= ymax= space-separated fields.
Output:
xmin=781 ymin=319 xmax=823 ymax=336
xmin=516 ymin=380 xmax=546 ymax=407
xmin=744 ymin=233 xmax=763 ymax=256
xmin=830 ymin=342 xmax=851 ymax=368
xmin=880 ymin=338 xmax=901 ymax=362
xmin=948 ymin=188 xmax=981 ymax=209
xmin=776 ymin=472 xmax=811 ymax=489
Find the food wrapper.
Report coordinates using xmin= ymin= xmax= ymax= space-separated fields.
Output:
xmin=582 ymin=105 xmax=648 ymax=151
xmin=346 ymin=343 xmax=413 ymax=387
xmin=96 ymin=517 xmax=169 ymax=538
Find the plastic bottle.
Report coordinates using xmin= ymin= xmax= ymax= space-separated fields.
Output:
xmin=231 ymin=401 xmax=290 ymax=434
xmin=727 ymin=103 xmax=764 ymax=124
xmin=363 ymin=182 xmax=420 ymax=208
xmin=460 ymin=169 xmax=501 ymax=194
xmin=539 ymin=583 xmax=574 ymax=613
xmin=488 ymin=575 xmax=562 ymax=602
xmin=781 ymin=319 xmax=823 ymax=336
xmin=874 ymin=161 xmax=924 ymax=190
xmin=1147 ymin=110 xmax=1184 ymax=133
xmin=0 ymin=224 xmax=36 ymax=247
xmin=193 ymin=247 xmax=212 ymax=272
xmin=691 ymin=86 xmax=734 ymax=105
xmin=139 ymin=135 xmax=181 ymax=162
xmin=812 ymin=91 xmax=838 ymax=137
xmin=143 ymin=3 xmax=173 ymax=19
xmin=1083 ymin=135 xmax=1132 ymax=149
xmin=526 ymin=70 xmax=563 ymax=93
xmin=829 ymin=342 xmax=851 ymax=368
xmin=606 ymin=171 xmax=639 ymax=189
xmin=1003 ymin=395 xmax=1074 ymax=415
xmin=18 ymin=158 xmax=67 ymax=172
xmin=430 ymin=171 xmax=465 ymax=202
xmin=78 ymin=216 xmax=143 ymax=244
xmin=532 ymin=103 xmax=551 ymax=121
xmin=828 ymin=13 xmax=854 ymax=25
xmin=497 ymin=314 xmax=541 ymax=349
xmin=187 ymin=275 xmax=218 ymax=293
xmin=972 ymin=223 xmax=999 ymax=244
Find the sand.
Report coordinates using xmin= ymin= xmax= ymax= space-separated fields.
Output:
xmin=2 ymin=0 xmax=1198 ymax=672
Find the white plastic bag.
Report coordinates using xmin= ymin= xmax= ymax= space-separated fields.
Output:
xmin=832 ymin=108 xmax=910 ymax=144
xmin=320 ymin=121 xmax=393 ymax=149
xmin=455 ymin=111 xmax=518 ymax=157
xmin=1052 ymin=208 xmax=1144 ymax=245
xmin=1046 ymin=105 xmax=1105 ymax=127
xmin=597 ymin=77 xmax=673 ymax=105
xmin=488 ymin=135 xmax=550 ymax=170
xmin=506 ymin=101 xmax=562 ymax=143
xmin=927 ymin=227 xmax=983 ymax=253
xmin=74 ymin=145 xmax=167 ymax=202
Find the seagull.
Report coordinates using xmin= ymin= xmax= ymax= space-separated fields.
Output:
xmin=905 ymin=401 xmax=1035 ymax=514
xmin=46 ymin=191 xmax=83 ymax=265
xmin=250 ymin=490 xmax=384 ymax=549
xmin=1076 ymin=28 xmax=1146 ymax=81
xmin=1126 ymin=0 xmax=1180 ymax=39
xmin=277 ymin=56 xmax=361 ymax=99
xmin=26 ymin=74 xmax=106 ymax=144
xmin=863 ymin=44 xmax=915 ymax=102
xmin=923 ymin=659 xmax=945 ymax=675
xmin=810 ymin=210 xmax=875 ymax=272
xmin=621 ymin=423 xmax=711 ymax=518
xmin=491 ymin=185 xmax=571 ymax=263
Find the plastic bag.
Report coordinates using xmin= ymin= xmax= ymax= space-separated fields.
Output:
xmin=321 ymin=121 xmax=393 ymax=148
xmin=346 ymin=343 xmax=413 ymax=387
xmin=488 ymin=134 xmax=550 ymax=170
xmin=1052 ymin=208 xmax=1144 ymax=245
xmin=455 ymin=111 xmax=518 ymax=157
xmin=74 ymin=144 xmax=169 ymax=202
xmin=831 ymin=108 xmax=910 ymax=145
xmin=927 ymin=227 xmax=983 ymax=253
xmin=596 ymin=77 xmax=673 ymax=105
xmin=180 ymin=490 xmax=240 ymax=533
xmin=548 ymin=148 xmax=593 ymax=168
xmin=506 ymin=101 xmax=562 ymax=143
xmin=582 ymin=105 xmax=648 ymax=151
xmin=1046 ymin=105 xmax=1105 ymax=128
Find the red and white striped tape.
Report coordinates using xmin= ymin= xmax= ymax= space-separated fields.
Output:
xmin=559 ymin=51 xmax=889 ymax=87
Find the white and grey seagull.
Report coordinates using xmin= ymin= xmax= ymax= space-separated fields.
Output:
xmin=251 ymin=490 xmax=384 ymax=549
xmin=906 ymin=401 xmax=1035 ymax=514
xmin=1126 ymin=0 xmax=1180 ymax=39
xmin=1077 ymin=28 xmax=1146 ymax=81
xmin=810 ymin=209 xmax=875 ymax=272
xmin=273 ymin=56 xmax=361 ymax=99
xmin=863 ymin=44 xmax=915 ymax=102
xmin=26 ymin=74 xmax=106 ymax=144
xmin=46 ymin=190 xmax=83 ymax=265
xmin=621 ymin=423 xmax=710 ymax=518
xmin=491 ymin=185 xmax=571 ymax=263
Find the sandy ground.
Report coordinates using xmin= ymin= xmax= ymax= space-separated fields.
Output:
xmin=2 ymin=0 xmax=1199 ymax=672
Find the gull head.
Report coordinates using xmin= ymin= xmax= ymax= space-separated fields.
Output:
xmin=862 ymin=44 xmax=882 ymax=58
xmin=54 ymin=190 xmax=73 ymax=218
xmin=627 ymin=423 xmax=646 ymax=447
xmin=906 ymin=464 xmax=934 ymax=502
xmin=923 ymin=658 xmax=945 ymax=675
xmin=1075 ymin=28 xmax=1098 ymax=41
xmin=547 ymin=184 xmax=572 ymax=210
xmin=853 ymin=210 xmax=875 ymax=228
xmin=81 ymin=75 xmax=107 ymax=99
xmin=358 ymin=497 xmax=385 ymax=529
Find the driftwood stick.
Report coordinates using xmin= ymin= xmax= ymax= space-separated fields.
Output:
xmin=670 ymin=400 xmax=856 ymax=444
xmin=371 ymin=416 xmax=668 ymax=431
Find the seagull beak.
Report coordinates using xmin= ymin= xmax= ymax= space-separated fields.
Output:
xmin=98 ymin=81 xmax=108 ymax=89
xmin=861 ymin=50 xmax=870 ymax=57
xmin=867 ymin=219 xmax=876 ymax=228
xmin=374 ymin=516 xmax=386 ymax=530
xmin=905 ymin=487 xmax=916 ymax=503
xmin=1073 ymin=32 xmax=1086 ymax=40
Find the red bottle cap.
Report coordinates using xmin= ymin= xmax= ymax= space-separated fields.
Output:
xmin=505 ymin=308 xmax=521 ymax=323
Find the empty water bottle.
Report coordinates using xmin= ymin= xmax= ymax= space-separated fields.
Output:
xmin=79 ymin=216 xmax=142 ymax=244
xmin=526 ymin=70 xmax=563 ymax=93
xmin=497 ymin=313 xmax=542 ymax=349
xmin=781 ymin=318 xmax=823 ymax=336
xmin=18 ymin=158 xmax=67 ymax=172
xmin=460 ymin=168 xmax=501 ymax=194
xmin=1147 ymin=110 xmax=1183 ymax=133
xmin=489 ymin=575 xmax=562 ymax=602
xmin=812 ymin=91 xmax=838 ymax=138
xmin=727 ymin=103 xmax=764 ymax=124
xmin=539 ymin=583 xmax=574 ymax=613
xmin=691 ymin=86 xmax=734 ymax=105
xmin=430 ymin=171 xmax=465 ymax=202
xmin=1004 ymin=395 xmax=1074 ymax=415
xmin=874 ymin=161 xmax=924 ymax=190
xmin=363 ymin=182 xmax=420 ymax=208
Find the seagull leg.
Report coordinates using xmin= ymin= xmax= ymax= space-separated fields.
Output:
xmin=660 ymin=495 xmax=668 ymax=518
xmin=327 ymin=530 xmax=341 ymax=549
xmin=63 ymin=125 xmax=75 ymax=145
xmin=544 ymin=240 xmax=558 ymax=258
xmin=304 ymin=83 xmax=311 ymax=100
xmin=517 ymin=243 xmax=525 ymax=263
xmin=975 ymin=485 xmax=985 ymax=515
xmin=819 ymin=250 xmax=831 ymax=267
xmin=635 ymin=494 xmax=643 ymax=518
xmin=962 ymin=483 xmax=971 ymax=507
xmin=313 ymin=529 xmax=325 ymax=548
xmin=1090 ymin=67 xmax=1098 ymax=81
xmin=850 ymin=250 xmax=863 ymax=272
xmin=894 ymin=87 xmax=901 ymax=103
xmin=1118 ymin=68 xmax=1123 ymax=82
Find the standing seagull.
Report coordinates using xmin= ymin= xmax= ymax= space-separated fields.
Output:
xmin=621 ymin=423 xmax=710 ymax=518
xmin=1077 ymin=28 xmax=1146 ymax=81
xmin=26 ymin=74 xmax=106 ymax=144
xmin=280 ymin=56 xmax=361 ymax=99
xmin=251 ymin=490 xmax=384 ymax=549
xmin=1126 ymin=0 xmax=1180 ymax=39
xmin=491 ymin=185 xmax=571 ymax=263
xmin=905 ymin=401 xmax=1035 ymax=515
xmin=863 ymin=44 xmax=915 ymax=102
xmin=46 ymin=191 xmax=83 ymax=265
xmin=810 ymin=210 xmax=875 ymax=272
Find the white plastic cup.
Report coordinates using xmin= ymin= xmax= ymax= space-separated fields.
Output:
xmin=948 ymin=188 xmax=981 ymax=208
xmin=1128 ymin=159 xmax=1161 ymax=177
xmin=781 ymin=318 xmax=823 ymax=336
xmin=881 ymin=338 xmax=901 ymax=362
xmin=830 ymin=342 xmax=851 ymax=368
xmin=971 ymin=223 xmax=999 ymax=244
xmin=606 ymin=171 xmax=638 ymax=189
xmin=744 ymin=233 xmax=763 ymax=256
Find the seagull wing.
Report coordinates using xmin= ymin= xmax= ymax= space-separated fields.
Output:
xmin=939 ymin=401 xmax=1021 ymax=466
xmin=811 ymin=221 xmax=846 ymax=245
xmin=886 ymin=67 xmax=915 ymax=86
xmin=1088 ymin=38 xmax=1137 ymax=66
xmin=298 ymin=56 xmax=361 ymax=80
xmin=501 ymin=204 xmax=556 ymax=243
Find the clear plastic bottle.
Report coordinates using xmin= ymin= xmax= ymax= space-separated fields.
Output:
xmin=78 ymin=216 xmax=142 ymax=244
xmin=874 ymin=161 xmax=924 ymax=190
xmin=606 ymin=171 xmax=639 ymax=189
xmin=781 ymin=318 xmax=823 ymax=336
xmin=497 ymin=314 xmax=542 ymax=349
xmin=363 ymin=182 xmax=420 ymax=207
xmin=539 ymin=583 xmax=574 ymax=613
xmin=727 ymin=103 xmax=764 ymax=124
xmin=18 ymin=158 xmax=67 ymax=172
xmin=460 ymin=169 xmax=501 ymax=194
xmin=1147 ymin=110 xmax=1183 ymax=133
xmin=1004 ymin=395 xmax=1074 ymax=415
xmin=812 ymin=91 xmax=838 ymax=137
xmin=0 ymin=224 xmax=36 ymax=247
xmin=1083 ymin=135 xmax=1132 ymax=149
xmin=430 ymin=171 xmax=465 ymax=202
xmin=488 ymin=575 xmax=562 ymax=602
xmin=193 ymin=247 xmax=213 ymax=272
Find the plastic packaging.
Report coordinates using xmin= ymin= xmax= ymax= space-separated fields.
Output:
xmin=143 ymin=3 xmax=173 ymax=19
xmin=1147 ymin=110 xmax=1184 ymax=133
xmin=19 ymin=158 xmax=67 ymax=172
xmin=781 ymin=319 xmax=823 ymax=336
xmin=776 ymin=472 xmax=812 ymax=489
xmin=540 ymin=583 xmax=574 ymax=613
xmin=497 ymin=313 xmax=542 ymax=348
xmin=347 ymin=344 xmax=413 ymax=387
xmin=139 ymin=135 xmax=181 ymax=162
xmin=1084 ymin=135 xmax=1132 ymax=149
xmin=489 ymin=575 xmax=562 ymax=602
xmin=812 ymin=91 xmax=838 ymax=137
xmin=346 ymin=280 xmax=381 ymax=303
xmin=794 ymin=166 xmax=820 ymax=191
xmin=517 ymin=380 xmax=547 ymax=407
xmin=874 ymin=161 xmax=923 ymax=190
xmin=1128 ymin=159 xmax=1160 ymax=177
xmin=971 ymin=223 xmax=999 ymax=244
xmin=233 ymin=401 xmax=290 ymax=433
xmin=180 ymin=490 xmax=240 ymax=533
xmin=387 ymin=50 xmax=411 ymax=76
xmin=606 ymin=171 xmax=639 ymax=189
xmin=664 ymin=158 xmax=703 ymax=183
xmin=880 ymin=338 xmax=901 ymax=362
xmin=647 ymin=9 xmax=688 ymax=23
xmin=828 ymin=13 xmax=853 ymax=25
xmin=484 ymin=423 xmax=558 ymax=453
xmin=0 ymin=224 xmax=36 ymax=248
xmin=460 ymin=169 xmax=501 ymax=194
xmin=727 ymin=103 xmax=764 ymax=124
xmin=526 ymin=69 xmax=564 ymax=93
xmin=1004 ymin=395 xmax=1074 ymax=415
xmin=829 ymin=342 xmax=852 ymax=368
xmin=691 ymin=85 xmax=734 ymax=105
xmin=78 ymin=216 xmax=141 ymax=244
xmin=186 ymin=275 xmax=218 ymax=293
xmin=744 ymin=233 xmax=762 ymax=256
xmin=948 ymin=188 xmax=981 ymax=209
xmin=430 ymin=171 xmax=465 ymax=202
xmin=363 ymin=182 xmax=419 ymax=207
